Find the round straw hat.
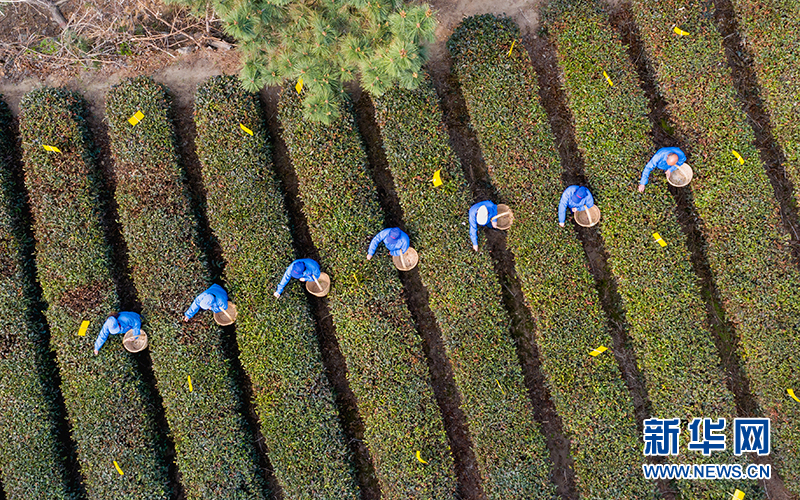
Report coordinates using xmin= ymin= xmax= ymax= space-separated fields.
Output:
xmin=494 ymin=204 xmax=514 ymax=230
xmin=392 ymin=247 xmax=419 ymax=271
xmin=574 ymin=205 xmax=601 ymax=227
xmin=666 ymin=163 xmax=693 ymax=187
xmin=122 ymin=329 xmax=148 ymax=353
xmin=214 ymin=301 xmax=238 ymax=326
xmin=306 ymin=272 xmax=331 ymax=297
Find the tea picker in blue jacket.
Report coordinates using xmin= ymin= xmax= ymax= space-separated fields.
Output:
xmin=558 ymin=185 xmax=595 ymax=227
xmin=274 ymin=258 xmax=321 ymax=298
xmin=367 ymin=227 xmax=410 ymax=260
xmin=469 ymin=201 xmax=499 ymax=251
xmin=94 ymin=311 xmax=141 ymax=355
xmin=638 ymin=147 xmax=687 ymax=193
xmin=184 ymin=284 xmax=229 ymax=322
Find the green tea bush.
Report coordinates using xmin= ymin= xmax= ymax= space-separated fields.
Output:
xmin=0 ymin=97 xmax=72 ymax=500
xmin=192 ymin=75 xmax=359 ymax=499
xmin=373 ymin=77 xmax=555 ymax=499
xmin=19 ymin=88 xmax=169 ymax=499
xmin=630 ymin=0 xmax=800 ymax=490
xmin=546 ymin=2 xmax=763 ymax=496
xmin=278 ymin=88 xmax=457 ymax=499
xmin=105 ymin=77 xmax=264 ymax=499
xmin=730 ymin=0 xmax=800 ymax=205
xmin=448 ymin=15 xmax=654 ymax=499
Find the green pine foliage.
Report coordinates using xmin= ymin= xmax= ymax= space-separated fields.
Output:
xmin=372 ymin=77 xmax=556 ymax=499
xmin=18 ymin=88 xmax=170 ymax=499
xmin=629 ymin=0 xmax=800 ymax=491
xmin=105 ymin=77 xmax=265 ymax=499
xmin=447 ymin=15 xmax=655 ymax=499
xmin=730 ymin=0 xmax=800 ymax=205
xmin=546 ymin=2 xmax=763 ymax=497
xmin=0 ymin=98 xmax=73 ymax=500
xmin=278 ymin=88 xmax=457 ymax=499
xmin=192 ymin=75 xmax=359 ymax=499
xmin=167 ymin=0 xmax=435 ymax=124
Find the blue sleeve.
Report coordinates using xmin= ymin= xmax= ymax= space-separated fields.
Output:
xmin=94 ymin=323 xmax=110 ymax=352
xmin=276 ymin=263 xmax=295 ymax=294
xmin=468 ymin=206 xmax=479 ymax=246
xmin=368 ymin=229 xmax=389 ymax=257
xmin=209 ymin=284 xmax=228 ymax=311
xmin=640 ymin=155 xmax=658 ymax=186
xmin=558 ymin=187 xmax=573 ymax=224
xmin=184 ymin=294 xmax=203 ymax=319
xmin=673 ymin=148 xmax=687 ymax=165
xmin=306 ymin=260 xmax=321 ymax=280
xmin=400 ymin=232 xmax=410 ymax=253
xmin=583 ymin=190 xmax=594 ymax=209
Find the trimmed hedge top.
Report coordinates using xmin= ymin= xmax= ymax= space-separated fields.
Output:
xmin=279 ymin=88 xmax=457 ymax=499
xmin=448 ymin=14 xmax=655 ymax=499
xmin=193 ymin=75 xmax=359 ymax=500
xmin=19 ymin=87 xmax=170 ymax=499
xmin=105 ymin=76 xmax=265 ymax=499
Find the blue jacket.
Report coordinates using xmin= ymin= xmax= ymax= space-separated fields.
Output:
xmin=368 ymin=228 xmax=410 ymax=257
xmin=558 ymin=186 xmax=595 ymax=224
xmin=94 ymin=311 xmax=141 ymax=352
xmin=277 ymin=259 xmax=321 ymax=294
xmin=185 ymin=284 xmax=229 ymax=319
xmin=469 ymin=201 xmax=498 ymax=246
xmin=640 ymin=147 xmax=687 ymax=186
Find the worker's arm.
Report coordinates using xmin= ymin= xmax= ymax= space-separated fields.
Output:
xmin=367 ymin=229 xmax=389 ymax=257
xmin=208 ymin=284 xmax=228 ymax=311
xmin=399 ymin=232 xmax=410 ymax=254
xmin=276 ymin=264 xmax=295 ymax=295
xmin=582 ymin=190 xmax=595 ymax=210
xmin=184 ymin=294 xmax=205 ymax=320
xmin=94 ymin=323 xmax=111 ymax=353
xmin=468 ymin=207 xmax=479 ymax=247
xmin=639 ymin=155 xmax=659 ymax=186
xmin=558 ymin=187 xmax=573 ymax=224
xmin=304 ymin=260 xmax=322 ymax=281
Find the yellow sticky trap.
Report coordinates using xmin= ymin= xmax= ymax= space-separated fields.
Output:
xmin=127 ymin=110 xmax=144 ymax=126
xmin=78 ymin=320 xmax=90 ymax=337
xmin=603 ymin=71 xmax=614 ymax=87
xmin=589 ymin=345 xmax=608 ymax=357
xmin=733 ymin=489 xmax=745 ymax=500
xmin=415 ymin=450 xmax=428 ymax=464
xmin=732 ymin=150 xmax=744 ymax=164
xmin=508 ymin=40 xmax=516 ymax=57
xmin=432 ymin=169 xmax=443 ymax=187
xmin=113 ymin=461 xmax=124 ymax=475
xmin=295 ymin=78 xmax=304 ymax=94
xmin=673 ymin=27 xmax=690 ymax=36
xmin=652 ymin=232 xmax=667 ymax=247
xmin=240 ymin=124 xmax=253 ymax=136
xmin=187 ymin=375 xmax=193 ymax=392
xmin=788 ymin=389 xmax=800 ymax=403
xmin=42 ymin=145 xmax=62 ymax=153
xmin=495 ymin=379 xmax=505 ymax=395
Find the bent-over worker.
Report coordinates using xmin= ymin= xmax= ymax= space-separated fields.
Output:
xmin=184 ymin=284 xmax=229 ymax=322
xmin=274 ymin=258 xmax=321 ymax=298
xmin=558 ymin=185 xmax=595 ymax=227
xmin=469 ymin=201 xmax=500 ymax=251
xmin=367 ymin=227 xmax=410 ymax=260
xmin=638 ymin=147 xmax=687 ymax=193
xmin=94 ymin=311 xmax=141 ymax=355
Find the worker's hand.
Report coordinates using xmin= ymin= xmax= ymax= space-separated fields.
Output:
xmin=273 ymin=291 xmax=280 ymax=298
xmin=93 ymin=349 xmax=99 ymax=356
xmin=366 ymin=254 xmax=372 ymax=260
xmin=571 ymin=207 xmax=578 ymax=213
xmin=472 ymin=244 xmax=478 ymax=252
xmin=559 ymin=222 xmax=565 ymax=227
xmin=183 ymin=315 xmax=190 ymax=322
xmin=638 ymin=184 xmax=645 ymax=193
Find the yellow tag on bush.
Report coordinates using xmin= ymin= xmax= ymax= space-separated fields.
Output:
xmin=128 ymin=110 xmax=144 ymax=126
xmin=589 ymin=346 xmax=608 ymax=357
xmin=652 ymin=232 xmax=667 ymax=247
xmin=296 ymin=78 xmax=304 ymax=94
xmin=240 ymin=124 xmax=253 ymax=136
xmin=78 ymin=320 xmax=90 ymax=336
xmin=732 ymin=150 xmax=744 ymax=164
xmin=431 ymin=169 xmax=443 ymax=187
xmin=42 ymin=145 xmax=62 ymax=153
xmin=113 ymin=461 xmax=124 ymax=475
xmin=673 ymin=27 xmax=690 ymax=36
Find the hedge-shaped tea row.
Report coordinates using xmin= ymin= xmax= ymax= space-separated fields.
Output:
xmin=105 ymin=77 xmax=265 ymax=499
xmin=546 ymin=3 xmax=759 ymax=497
xmin=373 ymin=78 xmax=555 ymax=499
xmin=19 ymin=88 xmax=169 ymax=498
xmin=192 ymin=76 xmax=359 ymax=499
xmin=730 ymin=0 xmax=800 ymax=205
xmin=448 ymin=15 xmax=654 ymax=499
xmin=278 ymin=89 xmax=456 ymax=499
xmin=0 ymin=98 xmax=73 ymax=500
xmin=630 ymin=0 xmax=800 ymax=491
